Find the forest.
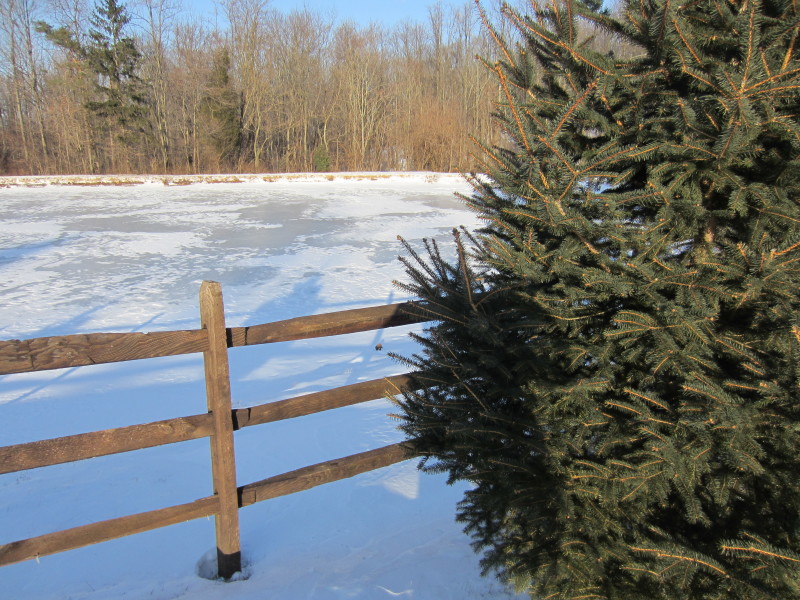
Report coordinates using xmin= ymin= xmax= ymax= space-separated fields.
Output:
xmin=0 ymin=0 xmax=524 ymax=175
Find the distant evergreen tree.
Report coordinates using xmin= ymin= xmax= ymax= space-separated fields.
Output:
xmin=38 ymin=0 xmax=146 ymax=155
xmin=312 ymin=144 xmax=331 ymax=172
xmin=84 ymin=0 xmax=146 ymax=144
xmin=35 ymin=21 xmax=83 ymax=57
xmin=201 ymin=47 xmax=242 ymax=169
xmin=393 ymin=0 xmax=800 ymax=598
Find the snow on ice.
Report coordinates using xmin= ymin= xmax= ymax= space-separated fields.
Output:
xmin=0 ymin=174 xmax=525 ymax=599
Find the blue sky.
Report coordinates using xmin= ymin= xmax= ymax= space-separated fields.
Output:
xmin=272 ymin=0 xmax=439 ymax=23
xmin=188 ymin=0 xmax=444 ymax=26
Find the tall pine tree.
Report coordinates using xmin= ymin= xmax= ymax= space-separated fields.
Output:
xmin=37 ymin=0 xmax=146 ymax=168
xmin=84 ymin=0 xmax=146 ymax=146
xmin=394 ymin=0 xmax=800 ymax=598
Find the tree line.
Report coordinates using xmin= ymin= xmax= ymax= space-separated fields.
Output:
xmin=0 ymin=0 xmax=516 ymax=175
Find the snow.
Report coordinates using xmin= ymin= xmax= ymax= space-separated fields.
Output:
xmin=0 ymin=173 xmax=524 ymax=600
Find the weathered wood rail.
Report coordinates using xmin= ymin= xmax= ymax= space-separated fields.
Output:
xmin=0 ymin=282 xmax=430 ymax=579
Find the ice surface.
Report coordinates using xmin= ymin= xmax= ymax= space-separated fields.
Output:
xmin=0 ymin=174 xmax=525 ymax=600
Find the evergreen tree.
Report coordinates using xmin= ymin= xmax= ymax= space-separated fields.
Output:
xmin=393 ymin=0 xmax=800 ymax=598
xmin=84 ymin=0 xmax=146 ymax=145
xmin=38 ymin=0 xmax=146 ymax=156
xmin=313 ymin=144 xmax=331 ymax=172
xmin=201 ymin=46 xmax=242 ymax=169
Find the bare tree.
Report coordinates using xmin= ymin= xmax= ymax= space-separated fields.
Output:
xmin=225 ymin=0 xmax=271 ymax=170
xmin=332 ymin=23 xmax=389 ymax=170
xmin=269 ymin=10 xmax=333 ymax=171
xmin=1 ymin=0 xmax=48 ymax=171
xmin=171 ymin=21 xmax=217 ymax=172
xmin=134 ymin=0 xmax=180 ymax=172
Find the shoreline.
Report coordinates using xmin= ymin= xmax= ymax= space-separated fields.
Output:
xmin=0 ymin=171 xmax=462 ymax=188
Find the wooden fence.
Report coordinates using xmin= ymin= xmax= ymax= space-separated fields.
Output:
xmin=0 ymin=281 xmax=429 ymax=579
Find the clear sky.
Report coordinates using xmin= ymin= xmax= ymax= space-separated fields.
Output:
xmin=188 ymin=0 xmax=445 ymax=27
xmin=273 ymin=0 xmax=439 ymax=23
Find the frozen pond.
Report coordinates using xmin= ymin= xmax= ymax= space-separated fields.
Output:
xmin=0 ymin=175 xmax=523 ymax=600
xmin=0 ymin=174 xmax=476 ymax=339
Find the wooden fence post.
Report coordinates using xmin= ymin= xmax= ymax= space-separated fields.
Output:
xmin=199 ymin=281 xmax=242 ymax=579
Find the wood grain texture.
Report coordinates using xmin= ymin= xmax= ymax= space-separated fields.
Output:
xmin=0 ymin=329 xmax=209 ymax=375
xmin=238 ymin=443 xmax=414 ymax=507
xmin=227 ymin=301 xmax=429 ymax=347
xmin=199 ymin=281 xmax=241 ymax=579
xmin=233 ymin=373 xmax=421 ymax=429
xmin=0 ymin=413 xmax=214 ymax=475
xmin=0 ymin=496 xmax=218 ymax=567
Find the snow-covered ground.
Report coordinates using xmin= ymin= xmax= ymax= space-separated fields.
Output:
xmin=0 ymin=174 xmax=524 ymax=600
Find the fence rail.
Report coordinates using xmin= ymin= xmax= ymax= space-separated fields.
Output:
xmin=0 ymin=329 xmax=209 ymax=375
xmin=0 ymin=282 xmax=430 ymax=578
xmin=0 ymin=301 xmax=424 ymax=376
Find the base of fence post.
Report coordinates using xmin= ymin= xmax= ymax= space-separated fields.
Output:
xmin=217 ymin=549 xmax=242 ymax=580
